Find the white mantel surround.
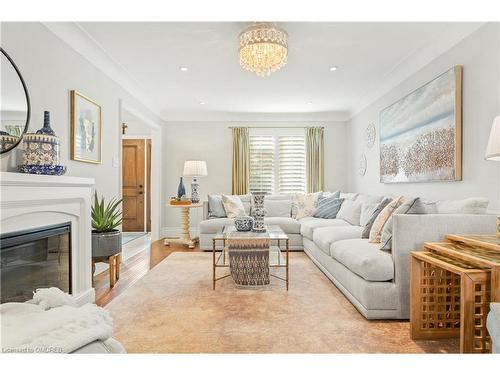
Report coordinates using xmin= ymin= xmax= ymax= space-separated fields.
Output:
xmin=0 ymin=172 xmax=95 ymax=305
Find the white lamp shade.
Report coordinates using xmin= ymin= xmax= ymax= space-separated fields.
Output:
xmin=183 ymin=160 xmax=208 ymax=177
xmin=485 ymin=115 xmax=500 ymax=161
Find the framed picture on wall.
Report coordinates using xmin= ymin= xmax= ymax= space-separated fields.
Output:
xmin=70 ymin=90 xmax=102 ymax=164
xmin=379 ymin=66 xmax=462 ymax=183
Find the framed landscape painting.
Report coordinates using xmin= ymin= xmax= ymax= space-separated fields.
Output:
xmin=379 ymin=66 xmax=462 ymax=183
xmin=70 ymin=90 xmax=102 ymax=164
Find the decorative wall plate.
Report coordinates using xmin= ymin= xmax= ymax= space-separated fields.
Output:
xmin=365 ymin=123 xmax=376 ymax=149
xmin=359 ymin=153 xmax=367 ymax=176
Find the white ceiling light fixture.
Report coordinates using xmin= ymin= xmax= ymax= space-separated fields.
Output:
xmin=179 ymin=66 xmax=189 ymax=72
xmin=239 ymin=22 xmax=288 ymax=77
xmin=199 ymin=101 xmax=206 ymax=105
xmin=329 ymin=66 xmax=338 ymax=71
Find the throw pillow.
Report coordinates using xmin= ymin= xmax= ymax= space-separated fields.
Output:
xmin=313 ymin=197 xmax=344 ymax=219
xmin=221 ymin=194 xmax=246 ymax=218
xmin=293 ymin=192 xmax=322 ymax=220
xmin=336 ymin=199 xmax=362 ymax=226
xmin=361 ymin=198 xmax=391 ymax=238
xmin=208 ymin=194 xmax=226 ymax=218
xmin=320 ymin=190 xmax=340 ymax=199
xmin=380 ymin=197 xmax=426 ymax=250
xmin=368 ymin=196 xmax=403 ymax=243
xmin=360 ymin=203 xmax=378 ymax=227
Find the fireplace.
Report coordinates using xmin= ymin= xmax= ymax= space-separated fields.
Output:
xmin=1 ymin=222 xmax=72 ymax=303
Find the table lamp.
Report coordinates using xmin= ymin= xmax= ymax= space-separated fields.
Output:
xmin=485 ymin=115 xmax=500 ymax=236
xmin=183 ymin=160 xmax=208 ymax=204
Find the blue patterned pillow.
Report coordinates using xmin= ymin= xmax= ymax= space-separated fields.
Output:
xmin=313 ymin=196 xmax=344 ymax=219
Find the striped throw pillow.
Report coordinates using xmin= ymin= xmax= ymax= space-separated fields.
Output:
xmin=313 ymin=197 xmax=344 ymax=219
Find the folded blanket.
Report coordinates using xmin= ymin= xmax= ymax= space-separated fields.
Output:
xmin=1 ymin=288 xmax=113 ymax=353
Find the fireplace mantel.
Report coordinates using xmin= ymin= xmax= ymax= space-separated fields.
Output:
xmin=1 ymin=171 xmax=95 ymax=304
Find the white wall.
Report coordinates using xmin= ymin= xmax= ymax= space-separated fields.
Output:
xmin=347 ymin=23 xmax=500 ymax=212
xmin=161 ymin=121 xmax=347 ymax=234
xmin=0 ymin=22 xmax=163 ymax=201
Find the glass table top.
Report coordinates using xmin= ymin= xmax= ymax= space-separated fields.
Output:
xmin=214 ymin=225 xmax=289 ymax=241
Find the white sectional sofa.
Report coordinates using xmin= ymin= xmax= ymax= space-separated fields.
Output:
xmin=199 ymin=193 xmax=496 ymax=320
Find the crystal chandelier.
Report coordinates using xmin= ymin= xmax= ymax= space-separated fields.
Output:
xmin=239 ymin=23 xmax=288 ymax=77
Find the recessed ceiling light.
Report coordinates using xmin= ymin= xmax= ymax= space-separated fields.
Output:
xmin=199 ymin=101 xmax=205 ymax=105
xmin=307 ymin=101 xmax=313 ymax=105
xmin=329 ymin=66 xmax=338 ymax=71
xmin=179 ymin=66 xmax=189 ymax=72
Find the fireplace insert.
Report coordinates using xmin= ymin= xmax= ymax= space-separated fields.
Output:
xmin=1 ymin=222 xmax=72 ymax=303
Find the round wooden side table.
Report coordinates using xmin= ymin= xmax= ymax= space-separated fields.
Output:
xmin=164 ymin=203 xmax=203 ymax=249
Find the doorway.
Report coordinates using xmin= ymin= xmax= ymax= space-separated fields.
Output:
xmin=122 ymin=138 xmax=151 ymax=234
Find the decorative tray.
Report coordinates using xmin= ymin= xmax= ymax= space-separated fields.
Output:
xmin=18 ymin=164 xmax=67 ymax=176
xmin=169 ymin=200 xmax=192 ymax=205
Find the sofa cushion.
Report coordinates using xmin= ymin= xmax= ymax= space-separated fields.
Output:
xmin=330 ymin=239 xmax=394 ymax=282
xmin=299 ymin=217 xmax=350 ymax=240
xmin=199 ymin=218 xmax=234 ymax=233
xmin=355 ymin=194 xmax=384 ymax=204
xmin=312 ymin=226 xmax=363 ymax=255
xmin=264 ymin=217 xmax=301 ymax=234
xmin=340 ymin=192 xmax=358 ymax=201
xmin=336 ymin=199 xmax=362 ymax=225
xmin=264 ymin=199 xmax=292 ymax=217
xmin=436 ymin=197 xmax=489 ymax=214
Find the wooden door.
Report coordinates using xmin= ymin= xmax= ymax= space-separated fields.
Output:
xmin=122 ymin=139 xmax=145 ymax=232
xmin=146 ymin=139 xmax=152 ymax=232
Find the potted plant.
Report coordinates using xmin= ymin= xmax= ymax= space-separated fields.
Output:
xmin=91 ymin=192 xmax=123 ymax=258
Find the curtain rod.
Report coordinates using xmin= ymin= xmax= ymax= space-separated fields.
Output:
xmin=228 ymin=126 xmax=324 ymax=129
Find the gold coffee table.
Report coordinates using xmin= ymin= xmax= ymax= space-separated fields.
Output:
xmin=212 ymin=225 xmax=289 ymax=290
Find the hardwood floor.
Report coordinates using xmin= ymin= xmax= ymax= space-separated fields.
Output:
xmin=94 ymin=239 xmax=201 ymax=307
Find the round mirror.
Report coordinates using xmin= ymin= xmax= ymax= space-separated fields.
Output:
xmin=1 ymin=48 xmax=31 ymax=154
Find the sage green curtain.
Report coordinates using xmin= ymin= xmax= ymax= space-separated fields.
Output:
xmin=306 ymin=127 xmax=324 ymax=193
xmin=231 ymin=127 xmax=250 ymax=195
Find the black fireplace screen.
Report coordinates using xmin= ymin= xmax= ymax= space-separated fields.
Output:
xmin=1 ymin=222 xmax=72 ymax=303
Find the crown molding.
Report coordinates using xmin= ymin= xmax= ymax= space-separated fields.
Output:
xmin=42 ymin=22 xmax=164 ymax=120
xmin=348 ymin=22 xmax=487 ymax=119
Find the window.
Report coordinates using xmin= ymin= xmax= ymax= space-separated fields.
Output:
xmin=249 ymin=129 xmax=306 ymax=194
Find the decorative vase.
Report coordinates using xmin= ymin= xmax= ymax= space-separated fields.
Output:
xmin=177 ymin=177 xmax=186 ymax=199
xmin=191 ymin=177 xmax=200 ymax=203
xmin=251 ymin=192 xmax=267 ymax=232
xmin=18 ymin=111 xmax=66 ymax=175
xmin=234 ymin=216 xmax=255 ymax=232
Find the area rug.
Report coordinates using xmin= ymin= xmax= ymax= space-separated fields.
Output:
xmin=105 ymin=252 xmax=458 ymax=353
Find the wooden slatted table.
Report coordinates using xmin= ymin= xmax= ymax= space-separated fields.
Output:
xmin=410 ymin=234 xmax=500 ymax=354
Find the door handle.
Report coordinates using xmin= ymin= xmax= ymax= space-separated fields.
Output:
xmin=138 ymin=191 xmax=143 ymax=195
xmin=139 ymin=184 xmax=143 ymax=188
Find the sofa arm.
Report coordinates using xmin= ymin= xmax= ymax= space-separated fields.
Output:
xmin=392 ymin=214 xmax=497 ymax=319
xmin=203 ymin=201 xmax=209 ymax=220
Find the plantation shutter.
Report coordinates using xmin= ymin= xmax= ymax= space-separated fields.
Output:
xmin=249 ymin=135 xmax=275 ymax=194
xmin=278 ymin=135 xmax=306 ymax=194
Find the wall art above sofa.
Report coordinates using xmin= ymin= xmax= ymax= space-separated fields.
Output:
xmin=379 ymin=66 xmax=462 ymax=183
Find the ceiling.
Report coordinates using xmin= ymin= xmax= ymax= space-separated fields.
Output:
xmin=71 ymin=22 xmax=482 ymax=122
